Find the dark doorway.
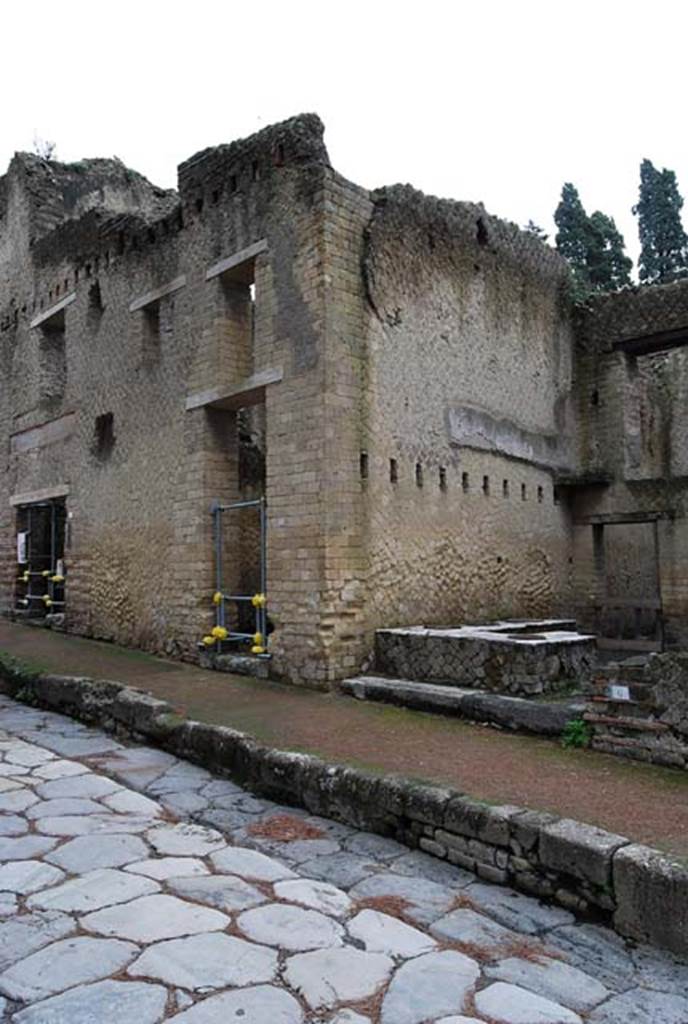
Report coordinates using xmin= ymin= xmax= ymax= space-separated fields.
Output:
xmin=593 ymin=518 xmax=663 ymax=652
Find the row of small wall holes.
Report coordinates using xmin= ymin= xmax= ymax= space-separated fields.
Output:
xmin=360 ymin=454 xmax=560 ymax=504
xmin=30 ymin=145 xmax=286 ymax=311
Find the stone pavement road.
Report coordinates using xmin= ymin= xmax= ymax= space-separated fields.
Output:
xmin=0 ymin=695 xmax=686 ymax=1023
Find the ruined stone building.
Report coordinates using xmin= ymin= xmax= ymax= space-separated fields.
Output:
xmin=1 ymin=114 xmax=686 ymax=687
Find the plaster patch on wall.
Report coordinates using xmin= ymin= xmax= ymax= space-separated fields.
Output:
xmin=447 ymin=405 xmax=571 ymax=471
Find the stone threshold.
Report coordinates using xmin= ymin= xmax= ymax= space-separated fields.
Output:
xmin=338 ymin=675 xmax=586 ymax=737
xmin=0 ymin=665 xmax=685 ymax=958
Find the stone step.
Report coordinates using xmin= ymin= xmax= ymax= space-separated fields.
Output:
xmin=583 ymin=712 xmax=669 ymax=733
xmin=339 ymin=675 xmax=585 ymax=737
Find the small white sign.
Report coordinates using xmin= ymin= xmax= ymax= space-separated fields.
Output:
xmin=609 ymin=684 xmax=630 ymax=701
xmin=16 ymin=532 xmax=27 ymax=564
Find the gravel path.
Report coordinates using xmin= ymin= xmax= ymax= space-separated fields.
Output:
xmin=0 ymin=694 xmax=686 ymax=1023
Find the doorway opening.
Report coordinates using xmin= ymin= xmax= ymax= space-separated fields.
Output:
xmin=15 ymin=499 xmax=67 ymax=618
xmin=593 ymin=518 xmax=663 ymax=653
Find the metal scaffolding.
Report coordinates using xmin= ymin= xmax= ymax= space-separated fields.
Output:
xmin=208 ymin=496 xmax=269 ymax=657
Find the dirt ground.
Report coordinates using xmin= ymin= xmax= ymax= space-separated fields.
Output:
xmin=1 ymin=620 xmax=687 ymax=856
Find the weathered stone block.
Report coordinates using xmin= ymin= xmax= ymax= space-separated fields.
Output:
xmin=540 ymin=818 xmax=629 ymax=895
xmin=443 ymin=798 xmax=516 ymax=846
xmin=613 ymin=844 xmax=688 ymax=956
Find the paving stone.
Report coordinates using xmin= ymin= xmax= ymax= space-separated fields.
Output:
xmin=434 ymin=1018 xmax=482 ymax=1023
xmin=91 ymin=747 xmax=178 ymax=789
xmin=160 ymin=790 xmax=210 ymax=815
xmin=327 ymin=1012 xmax=371 ymax=1024
xmin=148 ymin=765 xmax=212 ymax=794
xmin=348 ymin=909 xmax=437 ymax=957
xmin=45 ymin=833 xmax=150 ymax=873
xmin=167 ymin=873 xmax=267 ymax=912
xmin=82 ymin=893 xmax=229 ymax=943
xmin=32 ymin=734 xmax=123 ymax=758
xmin=0 ymin=834 xmax=58 ymax=860
xmin=27 ymin=797 xmax=105 ymax=819
xmin=485 ymin=957 xmax=609 ymax=1012
xmin=0 ymin=936 xmax=138 ymax=1001
xmin=27 ymin=867 xmax=159 ymax=912
xmin=125 ymin=856 xmax=209 ymax=880
xmin=211 ymin=845 xmax=296 ymax=881
xmin=0 ymin=815 xmax=27 ymax=836
xmin=350 ymin=873 xmax=455 ymax=926
xmin=32 ymin=759 xmax=90 ymax=780
xmin=200 ymin=807 xmax=258 ymax=832
xmin=430 ymin=907 xmax=520 ymax=950
xmin=103 ymin=789 xmax=162 ymax=815
xmin=0 ymin=777 xmax=23 ymax=792
xmin=0 ymin=895 xmax=16 ymax=916
xmin=0 ymin=762 xmax=30 ymax=776
xmin=285 ymin=947 xmax=393 ymax=1008
xmin=200 ymin=779 xmax=243 ymax=800
xmin=36 ymin=775 xmax=122 ymax=800
xmin=464 ymin=882 xmax=575 ymax=934
xmin=475 ymin=982 xmax=582 ymax=1023
xmin=208 ymin=793 xmax=263 ymax=815
xmin=546 ymin=923 xmax=636 ymax=990
xmin=278 ymin=839 xmax=342 ymax=863
xmin=170 ymin=984 xmax=304 ymax=1023
xmin=35 ymin=813 xmax=153 ymax=836
xmin=12 ymin=978 xmax=168 ymax=1024
xmin=0 ymin=910 xmax=74 ymax=970
xmin=345 ymin=832 xmax=408 ymax=860
xmin=0 ymin=789 xmax=38 ymax=812
xmin=238 ymin=903 xmax=344 ymax=951
xmin=380 ymin=950 xmax=481 ymax=1024
xmin=299 ymin=852 xmax=384 ymax=889
xmin=5 ymin=745 xmax=55 ymax=767
xmin=587 ymin=987 xmax=688 ymax=1023
xmin=129 ymin=931 xmax=278 ymax=989
xmin=0 ymin=858 xmax=65 ymax=895
xmin=274 ymin=878 xmax=352 ymax=916
xmin=146 ymin=822 xmax=226 ymax=856
xmin=631 ymin=944 xmax=688 ymax=996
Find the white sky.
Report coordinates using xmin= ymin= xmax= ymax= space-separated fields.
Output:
xmin=3 ymin=0 xmax=687 ymax=268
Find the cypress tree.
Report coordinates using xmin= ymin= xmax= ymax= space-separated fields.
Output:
xmin=586 ymin=211 xmax=633 ymax=292
xmin=633 ymin=159 xmax=688 ymax=284
xmin=555 ymin=183 xmax=633 ymax=298
xmin=554 ymin=184 xmax=592 ymax=297
xmin=523 ymin=220 xmax=549 ymax=243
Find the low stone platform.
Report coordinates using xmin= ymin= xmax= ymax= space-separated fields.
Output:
xmin=340 ymin=676 xmax=586 ymax=736
xmin=375 ymin=620 xmax=596 ymax=696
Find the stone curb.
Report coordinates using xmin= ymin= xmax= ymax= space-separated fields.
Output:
xmin=1 ymin=666 xmax=686 ymax=957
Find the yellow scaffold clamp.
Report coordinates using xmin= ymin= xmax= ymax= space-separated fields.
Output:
xmin=21 ymin=572 xmax=29 ymax=583
xmin=51 ymin=574 xmax=65 ymax=584
xmin=251 ymin=631 xmax=265 ymax=655
xmin=251 ymin=593 xmax=267 ymax=609
xmin=201 ymin=635 xmax=216 ymax=647
xmin=42 ymin=570 xmax=51 ymax=578
xmin=211 ymin=626 xmax=228 ymax=641
xmin=42 ymin=595 xmax=53 ymax=608
xmin=212 ymin=591 xmax=223 ymax=606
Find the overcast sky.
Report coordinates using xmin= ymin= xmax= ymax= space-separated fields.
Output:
xmin=3 ymin=0 xmax=687 ymax=268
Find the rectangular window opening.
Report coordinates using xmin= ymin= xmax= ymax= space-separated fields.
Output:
xmin=502 ymin=479 xmax=509 ymax=498
xmin=521 ymin=483 xmax=527 ymax=501
xmin=415 ymin=463 xmax=423 ymax=488
xmin=439 ymin=466 xmax=447 ymax=491
xmin=92 ymin=412 xmax=115 ymax=459
xmin=482 ymin=475 xmax=490 ymax=495
xmin=389 ymin=458 xmax=398 ymax=484
xmin=462 ymin=471 xmax=469 ymax=493
xmin=359 ymin=451 xmax=369 ymax=480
